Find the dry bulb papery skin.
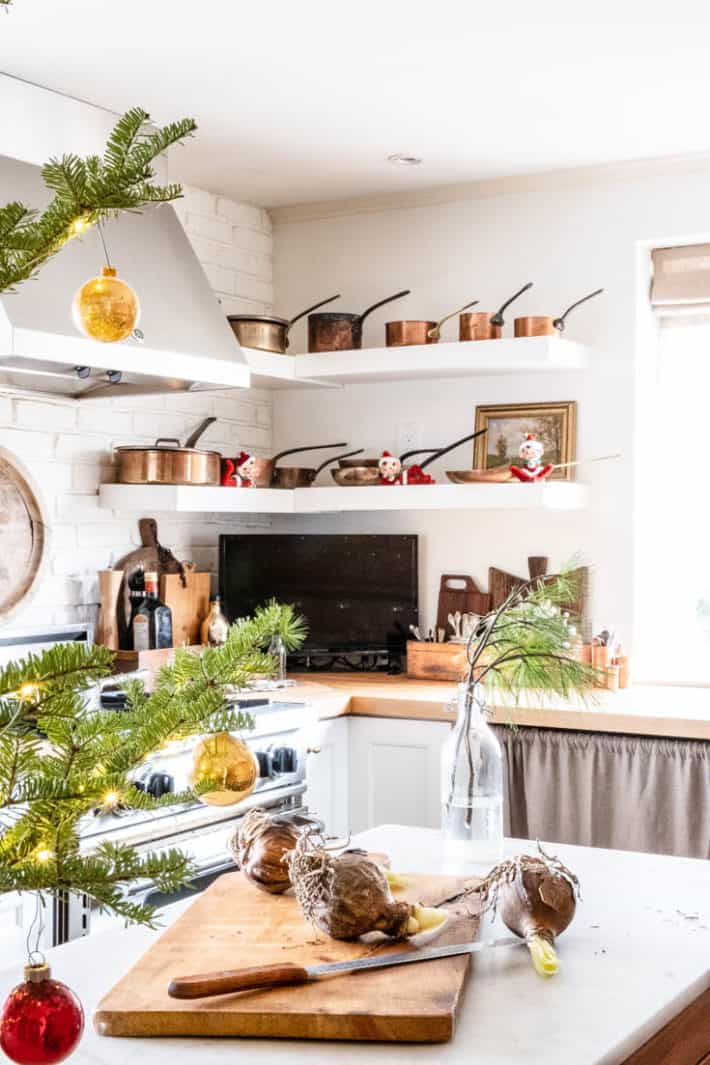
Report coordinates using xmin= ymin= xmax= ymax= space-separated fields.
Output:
xmin=231 ymin=809 xmax=315 ymax=894
xmin=480 ymin=843 xmax=580 ymax=977
xmin=286 ymin=836 xmax=446 ymax=941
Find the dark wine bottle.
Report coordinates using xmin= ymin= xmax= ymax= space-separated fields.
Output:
xmin=132 ymin=571 xmax=173 ymax=651
xmin=126 ymin=565 xmax=145 ymax=650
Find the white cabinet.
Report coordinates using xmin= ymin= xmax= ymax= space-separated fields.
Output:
xmin=348 ymin=716 xmax=452 ymax=834
xmin=305 ymin=717 xmax=350 ymax=838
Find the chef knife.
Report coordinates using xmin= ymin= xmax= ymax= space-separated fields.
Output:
xmin=168 ymin=936 xmax=523 ymax=999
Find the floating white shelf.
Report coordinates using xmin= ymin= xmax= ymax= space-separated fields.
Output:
xmin=242 ymin=348 xmax=333 ymax=391
xmin=99 ymin=481 xmax=587 ymax=514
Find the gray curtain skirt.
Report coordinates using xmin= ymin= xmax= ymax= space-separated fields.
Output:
xmin=492 ymin=725 xmax=710 ymax=859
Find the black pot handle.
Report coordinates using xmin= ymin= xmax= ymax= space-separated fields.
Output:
xmin=288 ymin=295 xmax=341 ymax=329
xmin=490 ymin=282 xmax=533 ymax=327
xmin=184 ymin=417 xmax=217 ymax=449
xmin=272 ymin=442 xmax=348 ymax=464
xmin=313 ymin=448 xmax=365 ymax=476
xmin=553 ymin=288 xmax=604 ymax=331
xmin=419 ymin=428 xmax=488 ymax=471
xmin=357 ymin=290 xmax=411 ymax=324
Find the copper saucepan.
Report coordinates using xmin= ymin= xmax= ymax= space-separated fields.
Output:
xmin=273 ymin=448 xmax=364 ymax=489
xmin=308 ymin=290 xmax=411 ymax=352
xmin=459 ymin=282 xmax=533 ymax=341
xmin=227 ymin=295 xmax=340 ymax=354
xmin=115 ymin=418 xmax=220 ymax=486
xmin=251 ymin=442 xmax=348 ymax=487
xmin=385 ymin=300 xmax=479 ymax=347
xmin=514 ymin=288 xmax=604 ymax=337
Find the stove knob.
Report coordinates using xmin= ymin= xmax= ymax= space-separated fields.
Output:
xmin=147 ymin=772 xmax=174 ymax=799
xmin=255 ymin=751 xmax=273 ymax=778
xmin=271 ymin=747 xmax=297 ymax=774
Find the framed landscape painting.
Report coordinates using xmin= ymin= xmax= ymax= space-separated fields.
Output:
xmin=473 ymin=401 xmax=577 ymax=480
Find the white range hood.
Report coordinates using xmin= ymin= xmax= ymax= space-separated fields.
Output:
xmin=0 ymin=154 xmax=250 ymax=399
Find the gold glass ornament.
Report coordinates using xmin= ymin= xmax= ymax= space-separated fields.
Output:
xmin=190 ymin=732 xmax=259 ymax=807
xmin=72 ymin=265 xmax=140 ymax=343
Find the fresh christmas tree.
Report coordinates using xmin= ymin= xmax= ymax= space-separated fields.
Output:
xmin=0 ymin=603 xmax=306 ymax=927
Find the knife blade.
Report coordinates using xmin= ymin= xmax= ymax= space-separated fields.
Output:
xmin=167 ymin=936 xmax=523 ymax=999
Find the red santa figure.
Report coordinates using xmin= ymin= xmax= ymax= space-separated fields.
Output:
xmin=378 ymin=450 xmax=403 ymax=485
xmin=509 ymin=433 xmax=554 ymax=483
xmin=402 ymin=463 xmax=436 ymax=485
xmin=234 ymin=451 xmax=257 ymax=488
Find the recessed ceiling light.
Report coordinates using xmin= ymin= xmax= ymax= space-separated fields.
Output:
xmin=387 ymin=153 xmax=423 ymax=167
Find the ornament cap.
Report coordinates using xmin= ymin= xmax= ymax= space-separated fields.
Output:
xmin=23 ymin=962 xmax=51 ymax=983
xmin=101 ymin=266 xmax=117 ymax=278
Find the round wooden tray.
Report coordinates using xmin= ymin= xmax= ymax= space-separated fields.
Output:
xmin=0 ymin=449 xmax=46 ymax=619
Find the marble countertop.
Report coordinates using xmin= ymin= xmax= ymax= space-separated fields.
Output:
xmin=1 ymin=826 xmax=707 ymax=1065
xmin=289 ymin=673 xmax=710 ymax=741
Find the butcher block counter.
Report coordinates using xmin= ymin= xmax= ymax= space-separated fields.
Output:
xmin=1 ymin=826 xmax=707 ymax=1065
xmin=289 ymin=673 xmax=710 ymax=741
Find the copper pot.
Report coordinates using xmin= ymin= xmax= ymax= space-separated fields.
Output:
xmin=514 ymin=289 xmax=604 ymax=337
xmin=308 ymin=290 xmax=410 ymax=352
xmin=385 ymin=299 xmax=479 ymax=347
xmin=459 ymin=282 xmax=533 ymax=341
xmin=251 ymin=442 xmax=348 ymax=487
xmin=272 ymin=448 xmax=364 ymax=489
xmin=228 ymin=294 xmax=340 ymax=354
xmin=116 ymin=418 xmax=220 ymax=486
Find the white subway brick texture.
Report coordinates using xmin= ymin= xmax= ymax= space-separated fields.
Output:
xmin=0 ymin=185 xmax=274 ymax=632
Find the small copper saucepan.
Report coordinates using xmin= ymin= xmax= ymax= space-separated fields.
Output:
xmin=228 ymin=294 xmax=341 ymax=354
xmin=385 ymin=300 xmax=479 ymax=347
xmin=514 ymin=288 xmax=604 ymax=337
xmin=308 ymin=290 xmax=410 ymax=352
xmin=252 ymin=442 xmax=348 ymax=487
xmin=273 ymin=448 xmax=364 ymax=489
xmin=459 ymin=282 xmax=533 ymax=341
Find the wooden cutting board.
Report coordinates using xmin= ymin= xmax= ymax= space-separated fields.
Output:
xmin=95 ymin=868 xmax=480 ymax=1043
xmin=161 ymin=568 xmax=211 ymax=647
xmin=436 ymin=574 xmax=491 ymax=638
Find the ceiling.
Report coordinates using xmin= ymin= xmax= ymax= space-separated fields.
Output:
xmin=2 ymin=1 xmax=710 ymax=207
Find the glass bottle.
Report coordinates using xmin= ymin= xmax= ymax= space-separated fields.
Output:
xmin=441 ymin=682 xmax=503 ymax=865
xmin=200 ymin=597 xmax=230 ymax=647
xmin=132 ymin=572 xmax=173 ymax=651
xmin=126 ymin=564 xmax=145 ymax=649
xmin=268 ymin=633 xmax=287 ymax=683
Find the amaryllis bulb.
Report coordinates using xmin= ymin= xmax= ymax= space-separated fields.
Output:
xmin=72 ymin=265 xmax=140 ymax=343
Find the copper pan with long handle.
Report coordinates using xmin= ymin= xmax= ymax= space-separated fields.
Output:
xmin=514 ymin=288 xmax=604 ymax=338
xmin=228 ymin=294 xmax=341 ymax=354
xmin=308 ymin=290 xmax=411 ymax=352
xmin=459 ymin=282 xmax=533 ymax=341
xmin=251 ymin=442 xmax=348 ymax=488
xmin=385 ymin=299 xmax=479 ymax=347
xmin=273 ymin=448 xmax=364 ymax=489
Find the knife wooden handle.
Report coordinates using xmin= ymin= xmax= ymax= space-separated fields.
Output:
xmin=168 ymin=963 xmax=310 ymax=999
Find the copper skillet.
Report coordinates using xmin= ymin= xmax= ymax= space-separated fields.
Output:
xmin=272 ymin=449 xmax=365 ymax=489
xmin=252 ymin=443 xmax=348 ymax=488
xmin=331 ymin=433 xmax=487 ymax=486
xmin=331 ymin=448 xmax=438 ymax=486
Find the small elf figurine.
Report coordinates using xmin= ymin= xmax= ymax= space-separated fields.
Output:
xmin=509 ymin=433 xmax=554 ymax=483
xmin=378 ymin=451 xmax=403 ymax=486
xmin=234 ymin=451 xmax=257 ymax=488
xmin=403 ymin=463 xmax=436 ymax=485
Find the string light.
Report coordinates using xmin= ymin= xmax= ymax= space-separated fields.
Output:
xmin=35 ymin=848 xmax=53 ymax=864
xmin=68 ymin=214 xmax=93 ymax=237
xmin=102 ymin=791 xmax=120 ymax=809
xmin=15 ymin=682 xmax=41 ymax=701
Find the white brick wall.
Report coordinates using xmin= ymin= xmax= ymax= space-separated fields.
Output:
xmin=1 ymin=187 xmax=274 ymax=635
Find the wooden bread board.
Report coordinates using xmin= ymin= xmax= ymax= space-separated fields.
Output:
xmin=95 ymin=867 xmax=480 ymax=1043
xmin=160 ymin=569 xmax=211 ymax=647
xmin=436 ymin=574 xmax=491 ymax=639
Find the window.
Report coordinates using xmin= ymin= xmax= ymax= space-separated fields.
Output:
xmin=636 ymin=246 xmax=710 ymax=683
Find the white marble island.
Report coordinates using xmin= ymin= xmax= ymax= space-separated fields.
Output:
xmin=0 ymin=826 xmax=707 ymax=1065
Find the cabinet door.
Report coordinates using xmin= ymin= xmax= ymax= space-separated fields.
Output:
xmin=305 ymin=717 xmax=350 ymax=838
xmin=348 ymin=716 xmax=452 ymax=834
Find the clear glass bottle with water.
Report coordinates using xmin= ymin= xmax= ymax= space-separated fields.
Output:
xmin=268 ymin=633 xmax=287 ymax=683
xmin=441 ymin=682 xmax=503 ymax=865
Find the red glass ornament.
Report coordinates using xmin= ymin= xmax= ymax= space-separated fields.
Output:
xmin=0 ymin=964 xmax=84 ymax=1065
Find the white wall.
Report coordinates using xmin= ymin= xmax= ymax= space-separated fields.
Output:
xmin=0 ymin=76 xmax=274 ymax=631
xmin=272 ymin=163 xmax=710 ymax=649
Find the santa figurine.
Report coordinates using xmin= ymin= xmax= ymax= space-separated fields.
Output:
xmin=509 ymin=433 xmax=554 ymax=483
xmin=378 ymin=450 xmax=403 ymax=486
xmin=234 ymin=450 xmax=257 ymax=488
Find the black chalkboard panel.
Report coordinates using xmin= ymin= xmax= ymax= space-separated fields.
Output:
xmin=219 ymin=534 xmax=418 ymax=653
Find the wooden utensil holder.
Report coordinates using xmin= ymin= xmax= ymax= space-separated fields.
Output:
xmin=406 ymin=641 xmax=468 ymax=682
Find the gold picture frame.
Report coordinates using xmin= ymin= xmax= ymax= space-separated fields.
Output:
xmin=473 ymin=401 xmax=577 ymax=481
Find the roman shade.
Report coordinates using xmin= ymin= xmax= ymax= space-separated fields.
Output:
xmin=651 ymin=244 xmax=710 ymax=317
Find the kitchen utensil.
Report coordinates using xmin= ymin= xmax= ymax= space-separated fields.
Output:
xmin=115 ymin=417 xmax=220 ymax=486
xmin=446 ymin=467 xmax=514 ymax=483
xmin=415 ymin=428 xmax=488 ymax=473
xmin=227 ymin=295 xmax=341 ymax=354
xmin=272 ymin=448 xmax=364 ymax=489
xmin=308 ymin=290 xmax=411 ymax=352
xmin=252 ymin=442 xmax=349 ymax=487
xmin=448 ymin=611 xmax=463 ymax=638
xmin=96 ymin=570 xmax=123 ymax=650
xmin=409 ymin=624 xmax=423 ymax=641
xmin=169 ymin=936 xmax=521 ymax=1000
xmin=385 ymin=300 xmax=479 ymax=347
xmin=407 ymin=641 xmax=470 ymax=681
xmin=459 ymin=282 xmax=533 ymax=341
xmin=95 ymin=867 xmax=480 ymax=1042
xmin=436 ymin=574 xmax=491 ymax=639
xmin=160 ymin=568 xmax=211 ymax=648
xmin=514 ymin=288 xmax=604 ymax=337
xmin=331 ymin=447 xmax=438 ymax=486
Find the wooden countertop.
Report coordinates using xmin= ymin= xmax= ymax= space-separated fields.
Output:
xmin=289 ymin=673 xmax=710 ymax=741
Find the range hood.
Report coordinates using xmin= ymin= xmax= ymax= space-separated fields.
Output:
xmin=0 ymin=154 xmax=250 ymax=399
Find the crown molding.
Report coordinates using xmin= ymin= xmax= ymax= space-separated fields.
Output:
xmin=269 ymin=150 xmax=710 ymax=227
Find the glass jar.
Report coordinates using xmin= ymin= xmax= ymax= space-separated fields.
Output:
xmin=268 ymin=634 xmax=287 ymax=683
xmin=441 ymin=682 xmax=503 ymax=865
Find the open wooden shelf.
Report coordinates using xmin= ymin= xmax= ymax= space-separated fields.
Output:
xmin=99 ymin=481 xmax=588 ymax=514
xmin=243 ymin=335 xmax=587 ymax=389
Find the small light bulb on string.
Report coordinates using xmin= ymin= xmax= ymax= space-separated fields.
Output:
xmin=71 ymin=221 xmax=140 ymax=344
xmin=101 ymin=791 xmax=120 ymax=810
xmin=68 ymin=214 xmax=93 ymax=238
xmin=34 ymin=848 xmax=53 ymax=865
